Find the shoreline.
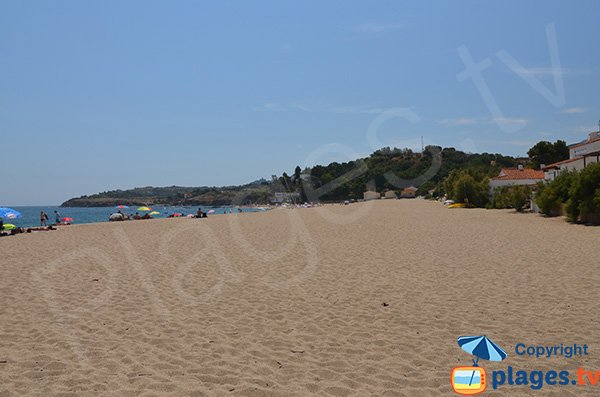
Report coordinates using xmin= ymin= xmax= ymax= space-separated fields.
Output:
xmin=2 ymin=199 xmax=583 ymax=239
xmin=1 ymin=205 xmax=273 ymax=231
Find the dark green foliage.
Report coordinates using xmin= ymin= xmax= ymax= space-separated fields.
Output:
xmin=61 ymin=182 xmax=272 ymax=207
xmin=535 ymin=171 xmax=576 ymax=216
xmin=442 ymin=170 xmax=489 ymax=207
xmin=535 ymin=163 xmax=600 ymax=223
xmin=299 ymin=146 xmax=515 ymax=202
xmin=63 ymin=146 xmax=519 ymax=207
xmin=527 ymin=140 xmax=569 ymax=169
xmin=491 ymin=185 xmax=532 ymax=211
xmin=565 ymin=162 xmax=600 ymax=222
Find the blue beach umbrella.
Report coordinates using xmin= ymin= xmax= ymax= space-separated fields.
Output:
xmin=458 ymin=335 xmax=507 ymax=365
xmin=458 ymin=335 xmax=507 ymax=387
xmin=0 ymin=207 xmax=22 ymax=220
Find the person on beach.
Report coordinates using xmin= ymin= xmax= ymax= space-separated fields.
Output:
xmin=196 ymin=208 xmax=203 ymax=218
xmin=40 ymin=211 xmax=49 ymax=226
xmin=133 ymin=212 xmax=141 ymax=220
xmin=54 ymin=210 xmax=61 ymax=224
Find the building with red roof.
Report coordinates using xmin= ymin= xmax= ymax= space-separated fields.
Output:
xmin=489 ymin=165 xmax=545 ymax=194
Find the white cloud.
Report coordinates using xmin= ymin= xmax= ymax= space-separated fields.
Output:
xmin=252 ymin=102 xmax=285 ymax=112
xmin=511 ymin=67 xmax=568 ymax=77
xmin=437 ymin=118 xmax=480 ymax=126
xmin=327 ymin=105 xmax=389 ymax=115
xmin=509 ymin=66 xmax=591 ymax=79
xmin=436 ymin=117 xmax=530 ymax=127
xmin=253 ymin=102 xmax=399 ymax=115
xmin=561 ymin=107 xmax=588 ymax=114
xmin=491 ymin=117 xmax=530 ymax=126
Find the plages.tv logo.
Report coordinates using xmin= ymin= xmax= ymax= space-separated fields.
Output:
xmin=451 ymin=335 xmax=508 ymax=395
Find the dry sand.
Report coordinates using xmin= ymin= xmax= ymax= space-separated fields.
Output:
xmin=1 ymin=199 xmax=599 ymax=396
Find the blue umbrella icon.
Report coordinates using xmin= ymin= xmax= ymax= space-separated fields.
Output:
xmin=458 ymin=335 xmax=507 ymax=386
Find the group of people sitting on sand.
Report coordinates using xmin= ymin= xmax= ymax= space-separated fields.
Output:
xmin=109 ymin=208 xmax=209 ymax=222
xmin=133 ymin=212 xmax=152 ymax=220
xmin=196 ymin=208 xmax=207 ymax=218
xmin=109 ymin=210 xmax=150 ymax=221
xmin=1 ymin=210 xmax=67 ymax=237
xmin=0 ymin=217 xmax=56 ymax=237
xmin=164 ymin=208 xmax=208 ymax=218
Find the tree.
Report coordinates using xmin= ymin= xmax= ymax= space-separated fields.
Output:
xmin=444 ymin=170 xmax=489 ymax=207
xmin=527 ymin=140 xmax=569 ymax=169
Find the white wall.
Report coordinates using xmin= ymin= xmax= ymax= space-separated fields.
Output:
xmin=561 ymin=157 xmax=586 ymax=172
xmin=489 ymin=179 xmax=542 ymax=195
xmin=570 ymin=139 xmax=600 ymax=158
xmin=364 ymin=191 xmax=381 ymax=201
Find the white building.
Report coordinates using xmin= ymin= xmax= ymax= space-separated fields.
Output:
xmin=272 ymin=192 xmax=301 ymax=204
xmin=543 ymin=131 xmax=600 ymax=180
xmin=363 ymin=191 xmax=381 ymax=201
xmin=384 ymin=190 xmax=397 ymax=199
xmin=400 ymin=186 xmax=418 ymax=198
xmin=489 ymin=166 xmax=545 ymax=193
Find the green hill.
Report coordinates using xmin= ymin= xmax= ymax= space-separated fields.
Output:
xmin=61 ymin=146 xmax=519 ymax=207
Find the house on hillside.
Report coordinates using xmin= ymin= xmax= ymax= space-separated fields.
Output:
xmin=400 ymin=186 xmax=418 ymax=199
xmin=543 ymin=130 xmax=600 ymax=180
xmin=271 ymin=192 xmax=301 ymax=204
xmin=363 ymin=191 xmax=381 ymax=201
xmin=488 ymin=166 xmax=545 ymax=194
xmin=384 ymin=190 xmax=397 ymax=199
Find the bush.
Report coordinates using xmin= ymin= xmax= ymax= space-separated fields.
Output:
xmin=443 ymin=170 xmax=489 ymax=207
xmin=491 ymin=185 xmax=532 ymax=211
xmin=566 ymin=162 xmax=600 ymax=223
xmin=535 ymin=171 xmax=576 ymax=216
xmin=535 ymin=183 xmax=561 ymax=216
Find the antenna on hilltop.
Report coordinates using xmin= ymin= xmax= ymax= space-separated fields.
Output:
xmin=421 ymin=136 xmax=424 ymax=153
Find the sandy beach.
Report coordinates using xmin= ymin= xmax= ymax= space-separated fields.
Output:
xmin=1 ymin=199 xmax=599 ymax=396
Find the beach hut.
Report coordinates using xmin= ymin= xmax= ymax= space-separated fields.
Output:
xmin=363 ymin=191 xmax=381 ymax=201
xmin=400 ymin=186 xmax=418 ymax=198
xmin=384 ymin=190 xmax=397 ymax=199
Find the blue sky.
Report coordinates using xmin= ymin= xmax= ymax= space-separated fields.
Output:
xmin=1 ymin=0 xmax=599 ymax=205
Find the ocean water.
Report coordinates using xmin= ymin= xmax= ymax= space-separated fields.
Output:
xmin=3 ymin=205 xmax=268 ymax=228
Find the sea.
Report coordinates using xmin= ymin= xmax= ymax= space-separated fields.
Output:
xmin=4 ymin=205 xmax=269 ymax=228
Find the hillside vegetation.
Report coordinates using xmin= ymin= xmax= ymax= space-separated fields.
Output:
xmin=61 ymin=146 xmax=519 ymax=207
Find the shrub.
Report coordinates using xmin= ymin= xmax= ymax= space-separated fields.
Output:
xmin=566 ymin=162 xmax=600 ymax=223
xmin=535 ymin=171 xmax=576 ymax=216
xmin=444 ymin=170 xmax=489 ymax=207
xmin=491 ymin=185 xmax=532 ymax=211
